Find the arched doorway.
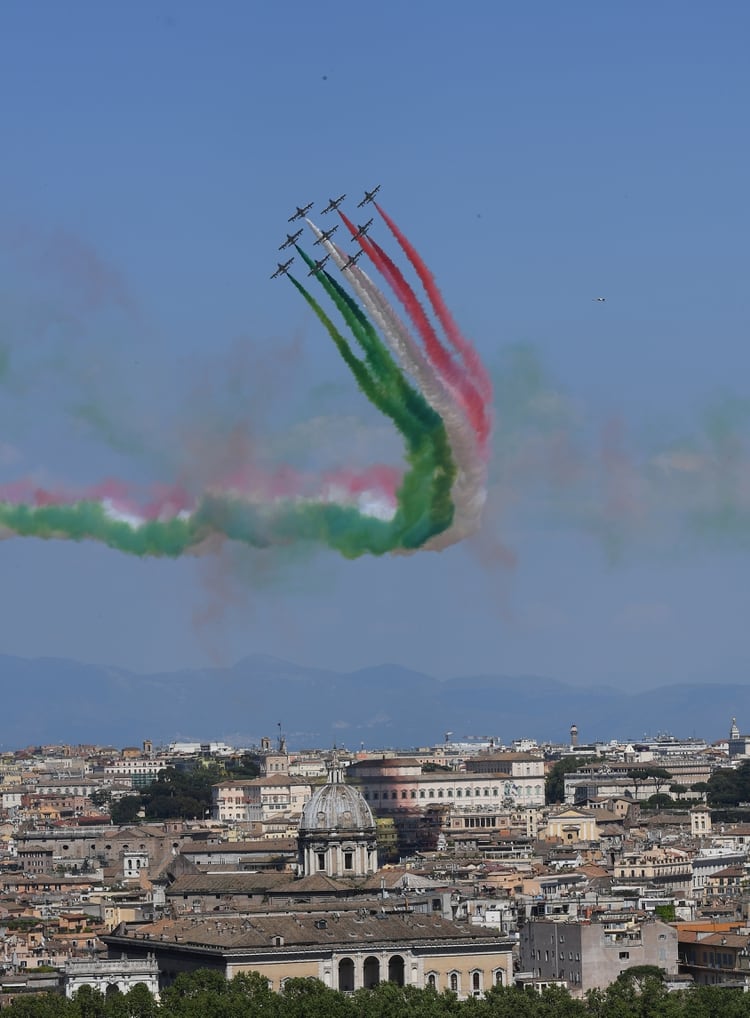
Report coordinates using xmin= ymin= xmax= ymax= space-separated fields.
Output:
xmin=338 ymin=958 xmax=354 ymax=992
xmin=387 ymin=956 xmax=405 ymax=986
xmin=363 ymin=956 xmax=380 ymax=989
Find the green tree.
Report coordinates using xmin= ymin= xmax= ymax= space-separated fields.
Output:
xmin=626 ymin=767 xmax=672 ymax=800
xmin=224 ymin=754 xmax=261 ymax=780
xmin=706 ymin=761 xmax=750 ymax=807
xmin=110 ymin=795 xmax=143 ymax=825
xmin=4 ymin=994 xmax=76 ymax=1018
xmin=278 ymin=978 xmax=348 ymax=1018
xmin=124 ymin=984 xmax=158 ymax=1018
xmin=143 ymin=764 xmax=226 ymax=820
xmin=545 ymin=757 xmax=590 ymax=804
xmin=643 ymin=793 xmax=674 ymax=810
xmin=72 ymin=986 xmax=107 ymax=1018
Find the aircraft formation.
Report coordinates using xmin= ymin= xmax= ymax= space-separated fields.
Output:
xmin=272 ymin=188 xmax=380 ymax=279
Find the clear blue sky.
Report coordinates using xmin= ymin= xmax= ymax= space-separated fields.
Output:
xmin=1 ymin=1 xmax=749 ymax=695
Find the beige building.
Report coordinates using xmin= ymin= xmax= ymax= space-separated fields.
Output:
xmin=691 ymin=804 xmax=712 ymax=836
xmin=614 ymin=847 xmax=692 ymax=894
xmin=212 ymin=775 xmax=312 ymax=824
xmin=346 ymin=755 xmax=545 ymax=811
xmin=102 ymin=912 xmax=514 ymax=996
xmin=544 ymin=807 xmax=600 ymax=843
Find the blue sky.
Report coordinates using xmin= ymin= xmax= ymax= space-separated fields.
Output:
xmin=1 ymin=1 xmax=749 ymax=695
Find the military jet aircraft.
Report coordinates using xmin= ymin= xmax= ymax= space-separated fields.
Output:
xmin=321 ymin=194 xmax=346 ymax=214
xmin=279 ymin=229 xmax=303 ymax=251
xmin=357 ymin=185 xmax=381 ymax=208
xmin=307 ymin=254 xmax=330 ymax=275
xmin=270 ymin=258 xmax=294 ymax=279
xmin=341 ymin=250 xmax=364 ymax=271
xmin=352 ymin=218 xmax=373 ymax=240
xmin=288 ymin=202 xmax=314 ymax=222
xmin=313 ymin=225 xmax=339 ymax=246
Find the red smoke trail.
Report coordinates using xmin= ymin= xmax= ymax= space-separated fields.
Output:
xmin=375 ymin=203 xmax=493 ymax=406
xmin=339 ymin=211 xmax=488 ymax=448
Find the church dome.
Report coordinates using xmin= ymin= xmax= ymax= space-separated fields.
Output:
xmin=299 ymin=765 xmax=374 ymax=833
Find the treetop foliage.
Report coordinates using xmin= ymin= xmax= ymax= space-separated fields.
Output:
xmin=7 ymin=971 xmax=750 ymax=1018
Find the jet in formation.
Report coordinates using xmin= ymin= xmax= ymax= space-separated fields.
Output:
xmin=593 ymin=296 xmax=607 ymax=302
xmin=279 ymin=229 xmax=303 ymax=250
xmin=313 ymin=225 xmax=339 ymax=246
xmin=271 ymin=258 xmax=294 ymax=279
xmin=357 ymin=185 xmax=381 ymax=208
xmin=322 ymin=194 xmax=346 ymax=214
xmin=352 ymin=218 xmax=373 ymax=240
xmin=341 ymin=250 xmax=364 ymax=271
xmin=307 ymin=254 xmax=330 ymax=276
xmin=288 ymin=202 xmax=314 ymax=222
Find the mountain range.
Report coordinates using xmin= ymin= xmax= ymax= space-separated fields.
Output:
xmin=0 ymin=653 xmax=745 ymax=751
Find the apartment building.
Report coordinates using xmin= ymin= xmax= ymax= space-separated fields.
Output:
xmin=211 ymin=775 xmax=312 ymax=824
xmin=519 ymin=914 xmax=678 ymax=994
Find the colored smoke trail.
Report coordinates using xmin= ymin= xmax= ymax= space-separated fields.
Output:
xmin=306 ymin=221 xmax=487 ymax=547
xmin=288 ymin=248 xmax=455 ymax=550
xmin=0 ymin=201 xmax=492 ymax=559
xmin=374 ymin=202 xmax=493 ymax=407
xmin=339 ymin=211 xmax=488 ymax=449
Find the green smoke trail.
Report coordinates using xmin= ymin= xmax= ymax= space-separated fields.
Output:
xmin=0 ymin=502 xmax=200 ymax=557
xmin=289 ymin=250 xmax=455 ymax=549
xmin=0 ymin=255 xmax=456 ymax=558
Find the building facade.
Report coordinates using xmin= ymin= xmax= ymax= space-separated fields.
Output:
xmin=519 ymin=915 xmax=678 ymax=995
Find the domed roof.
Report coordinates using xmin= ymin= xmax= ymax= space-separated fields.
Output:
xmin=299 ymin=762 xmax=375 ymax=833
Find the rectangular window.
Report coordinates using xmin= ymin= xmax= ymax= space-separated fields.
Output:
xmin=619 ymin=951 xmax=629 ymax=960
xmin=344 ymin=852 xmax=353 ymax=870
xmin=317 ymin=852 xmax=325 ymax=870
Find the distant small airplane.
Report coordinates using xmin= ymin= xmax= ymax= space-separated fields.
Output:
xmin=322 ymin=194 xmax=346 ymax=214
xmin=592 ymin=296 xmax=607 ymax=302
xmin=307 ymin=254 xmax=330 ymax=276
xmin=313 ymin=225 xmax=339 ymax=246
xmin=357 ymin=185 xmax=381 ymax=208
xmin=288 ymin=202 xmax=314 ymax=222
xmin=352 ymin=218 xmax=373 ymax=240
xmin=341 ymin=250 xmax=363 ymax=270
xmin=270 ymin=258 xmax=294 ymax=279
xmin=279 ymin=229 xmax=303 ymax=250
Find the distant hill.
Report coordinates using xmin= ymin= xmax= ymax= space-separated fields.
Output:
xmin=0 ymin=652 xmax=744 ymax=750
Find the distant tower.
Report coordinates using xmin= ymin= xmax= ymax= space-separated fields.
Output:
xmin=731 ymin=717 xmax=740 ymax=742
xmin=570 ymin=723 xmax=579 ymax=748
xmin=691 ymin=803 xmax=712 ymax=837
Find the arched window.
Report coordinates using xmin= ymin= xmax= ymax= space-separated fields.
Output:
xmin=494 ymin=969 xmax=504 ymax=985
xmin=388 ymin=956 xmax=405 ymax=986
xmin=472 ymin=971 xmax=482 ymax=994
xmin=338 ymin=958 xmax=354 ymax=993
xmin=427 ymin=973 xmax=437 ymax=990
xmin=450 ymin=972 xmax=459 ymax=992
xmin=363 ymin=956 xmax=380 ymax=989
